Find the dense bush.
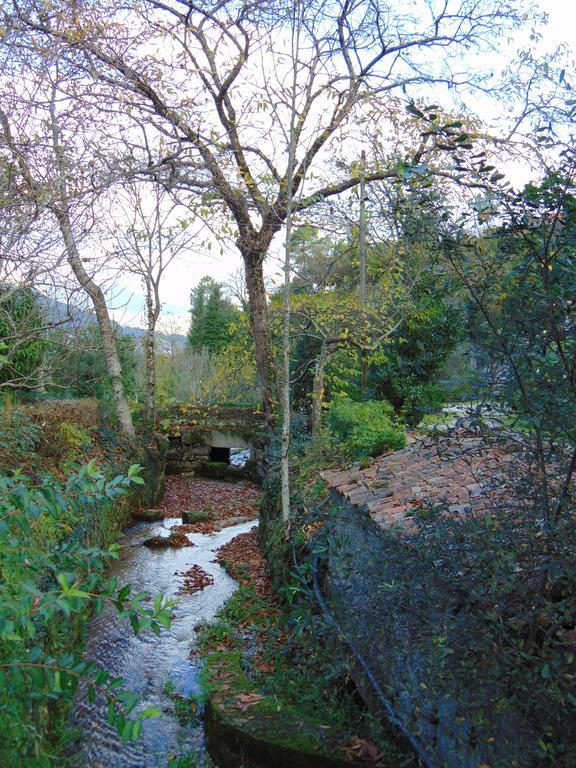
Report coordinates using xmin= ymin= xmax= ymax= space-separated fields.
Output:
xmin=0 ymin=461 xmax=172 ymax=766
xmin=0 ymin=285 xmax=45 ymax=388
xmin=371 ymin=296 xmax=464 ymax=425
xmin=0 ymin=398 xmax=41 ymax=468
xmin=327 ymin=398 xmax=405 ymax=459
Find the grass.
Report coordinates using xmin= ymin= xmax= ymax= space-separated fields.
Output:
xmin=197 ymin=582 xmax=409 ymax=767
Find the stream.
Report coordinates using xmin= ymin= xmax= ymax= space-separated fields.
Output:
xmin=74 ymin=515 xmax=257 ymax=768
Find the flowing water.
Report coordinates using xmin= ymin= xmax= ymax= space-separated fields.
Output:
xmin=74 ymin=515 xmax=257 ymax=768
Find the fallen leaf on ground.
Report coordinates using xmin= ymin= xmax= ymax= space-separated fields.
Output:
xmin=154 ymin=477 xmax=261 ymax=533
xmin=344 ymin=737 xmax=382 ymax=763
xmin=215 ymin=527 xmax=274 ymax=598
xmin=233 ymin=692 xmax=265 ymax=711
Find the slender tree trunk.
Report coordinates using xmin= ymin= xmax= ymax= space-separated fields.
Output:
xmin=56 ymin=210 xmax=136 ymax=441
xmin=311 ymin=341 xmax=328 ymax=439
xmin=144 ymin=287 xmax=158 ymax=429
xmin=242 ymin=250 xmax=277 ymax=421
xmin=279 ymin=0 xmax=303 ymax=524
xmin=358 ymin=149 xmax=368 ymax=400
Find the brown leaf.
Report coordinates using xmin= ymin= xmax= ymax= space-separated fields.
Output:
xmin=344 ymin=736 xmax=382 ymax=763
xmin=234 ymin=692 xmax=265 ymax=711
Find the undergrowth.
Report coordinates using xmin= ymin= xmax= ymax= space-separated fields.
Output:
xmin=197 ymin=577 xmax=408 ymax=766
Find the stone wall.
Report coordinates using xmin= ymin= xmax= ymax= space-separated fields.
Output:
xmin=166 ymin=427 xmax=263 ymax=482
xmin=162 ymin=407 xmax=266 ymax=480
xmin=319 ymin=495 xmax=540 ymax=768
xmin=166 ymin=428 xmax=212 ymax=475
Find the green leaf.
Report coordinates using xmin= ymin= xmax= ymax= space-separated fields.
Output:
xmin=139 ymin=707 xmax=161 ymax=719
xmin=118 ymin=584 xmax=131 ymax=602
xmin=156 ymin=613 xmax=171 ymax=629
xmin=57 ymin=573 xmax=70 ymax=593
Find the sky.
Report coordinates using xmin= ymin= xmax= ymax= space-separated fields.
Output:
xmin=108 ymin=0 xmax=576 ymax=333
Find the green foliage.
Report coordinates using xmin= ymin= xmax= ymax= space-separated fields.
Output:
xmin=188 ymin=276 xmax=239 ymax=354
xmin=286 ymin=216 xmax=463 ymax=424
xmin=49 ymin=325 xmax=137 ymax=404
xmin=327 ymin=398 xmax=405 ymax=459
xmin=0 ymin=286 xmax=45 ymax=388
xmin=493 ymin=173 xmax=576 ymax=441
xmin=50 ymin=420 xmax=93 ymax=459
xmin=0 ymin=461 xmax=172 ymax=766
xmin=0 ymin=394 xmax=41 ymax=467
xmin=371 ymin=295 xmax=464 ymax=424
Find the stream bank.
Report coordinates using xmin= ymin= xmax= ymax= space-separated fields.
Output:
xmin=197 ymin=528 xmax=412 ymax=768
xmin=75 ymin=470 xmax=411 ymax=768
xmin=75 ymin=509 xmax=258 ymax=768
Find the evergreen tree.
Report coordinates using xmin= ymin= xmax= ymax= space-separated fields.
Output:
xmin=188 ymin=277 xmax=239 ymax=354
xmin=0 ymin=286 xmax=45 ymax=389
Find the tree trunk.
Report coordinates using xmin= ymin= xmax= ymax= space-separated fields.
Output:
xmin=242 ymin=250 xmax=277 ymax=422
xmin=144 ymin=287 xmax=158 ymax=429
xmin=56 ymin=210 xmax=136 ymax=441
xmin=312 ymin=341 xmax=328 ymax=439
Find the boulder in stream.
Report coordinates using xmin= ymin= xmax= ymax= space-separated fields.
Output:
xmin=182 ymin=509 xmax=211 ymax=524
xmin=143 ymin=531 xmax=194 ymax=548
xmin=132 ymin=508 xmax=165 ymax=522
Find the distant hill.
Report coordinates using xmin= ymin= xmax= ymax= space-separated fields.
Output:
xmin=38 ymin=295 xmax=187 ymax=354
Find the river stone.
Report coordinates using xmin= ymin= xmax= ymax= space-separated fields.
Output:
xmin=143 ymin=532 xmax=194 ymax=548
xmin=132 ymin=508 xmax=164 ymax=522
xmin=182 ymin=509 xmax=210 ymax=524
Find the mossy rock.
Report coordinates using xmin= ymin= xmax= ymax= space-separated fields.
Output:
xmin=182 ymin=509 xmax=211 ymax=524
xmin=204 ymin=652 xmax=361 ymax=768
xmin=197 ymin=460 xmax=231 ymax=480
xmin=181 ymin=428 xmax=208 ymax=446
xmin=143 ymin=531 xmax=193 ymax=548
xmin=132 ymin=508 xmax=164 ymax=522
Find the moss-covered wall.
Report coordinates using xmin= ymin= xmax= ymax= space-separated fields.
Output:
xmin=321 ymin=495 xmax=540 ymax=768
xmin=66 ymin=434 xmax=168 ymax=550
xmin=257 ymin=448 xmax=545 ymax=768
xmin=161 ymin=405 xmax=266 ymax=478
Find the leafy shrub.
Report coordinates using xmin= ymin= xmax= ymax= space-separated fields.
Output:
xmin=0 ymin=461 xmax=172 ymax=765
xmin=327 ymin=398 xmax=405 ymax=459
xmin=0 ymin=399 xmax=41 ymax=468
xmin=0 ymin=286 xmax=45 ymax=388
xmin=371 ymin=296 xmax=464 ymax=425
xmin=48 ymin=420 xmax=93 ymax=459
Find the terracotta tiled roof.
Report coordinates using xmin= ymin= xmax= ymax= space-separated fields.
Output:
xmin=320 ymin=430 xmax=517 ymax=531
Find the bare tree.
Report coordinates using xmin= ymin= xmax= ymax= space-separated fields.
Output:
xmin=104 ymin=182 xmax=195 ymax=427
xmin=8 ymin=0 xmax=535 ymax=418
xmin=0 ymin=54 xmax=136 ymax=438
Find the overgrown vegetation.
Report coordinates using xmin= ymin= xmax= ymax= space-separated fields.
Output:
xmin=197 ymin=575 xmax=409 ymax=766
xmin=0 ymin=402 xmax=172 ymax=766
xmin=0 ymin=0 xmax=574 ymax=764
xmin=327 ymin=398 xmax=405 ymax=460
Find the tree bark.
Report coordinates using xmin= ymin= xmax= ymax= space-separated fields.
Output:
xmin=144 ymin=284 xmax=158 ymax=429
xmin=55 ymin=209 xmax=136 ymax=441
xmin=311 ymin=341 xmax=328 ymax=439
xmin=241 ymin=248 xmax=277 ymax=422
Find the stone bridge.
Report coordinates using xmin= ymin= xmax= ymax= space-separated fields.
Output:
xmin=161 ymin=405 xmax=267 ymax=479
